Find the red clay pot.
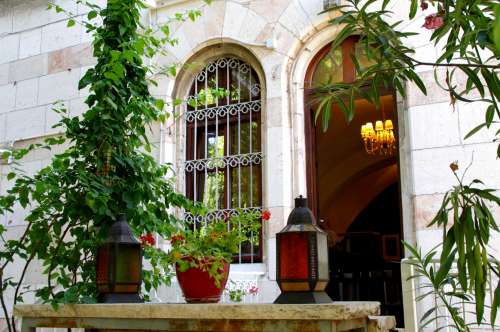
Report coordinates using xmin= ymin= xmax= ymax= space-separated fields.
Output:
xmin=176 ymin=257 xmax=230 ymax=303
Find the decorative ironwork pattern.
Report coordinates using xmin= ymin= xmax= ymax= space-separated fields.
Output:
xmin=183 ymin=55 xmax=263 ymax=263
xmin=186 ymin=100 xmax=261 ymax=123
xmin=184 ymin=152 xmax=263 ymax=173
xmin=184 ymin=207 xmax=262 ymax=224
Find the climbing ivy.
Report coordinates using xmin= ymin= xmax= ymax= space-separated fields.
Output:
xmin=0 ymin=1 xmax=206 ymax=331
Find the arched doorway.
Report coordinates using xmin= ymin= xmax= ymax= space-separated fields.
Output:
xmin=304 ymin=37 xmax=404 ymax=324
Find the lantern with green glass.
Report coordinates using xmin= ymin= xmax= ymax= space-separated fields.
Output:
xmin=96 ymin=214 xmax=143 ymax=303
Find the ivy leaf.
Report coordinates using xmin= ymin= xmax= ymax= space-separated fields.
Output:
xmin=67 ymin=19 xmax=75 ymax=27
xmin=87 ymin=10 xmax=97 ymax=20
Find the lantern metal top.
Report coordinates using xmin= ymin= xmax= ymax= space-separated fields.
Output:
xmin=287 ymin=195 xmax=317 ymax=226
xmin=105 ymin=214 xmax=140 ymax=245
xmin=278 ymin=196 xmax=326 ymax=233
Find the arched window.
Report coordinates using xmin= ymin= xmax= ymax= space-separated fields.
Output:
xmin=183 ymin=57 xmax=263 ymax=263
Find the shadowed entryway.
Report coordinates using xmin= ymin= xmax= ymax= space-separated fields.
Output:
xmin=304 ymin=37 xmax=404 ymax=326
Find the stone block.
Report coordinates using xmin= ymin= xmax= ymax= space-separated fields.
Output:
xmin=415 ymin=229 xmax=442 ymax=254
xmin=0 ymin=63 xmax=8 ymax=86
xmin=77 ymin=0 xmax=107 ymax=15
xmin=69 ymin=97 xmax=88 ymax=118
xmin=168 ymin=28 xmax=194 ymax=63
xmin=278 ymin=0 xmax=314 ymax=41
xmin=400 ymin=13 xmax=434 ymax=48
xmin=0 ymin=34 xmax=19 ymax=64
xmin=15 ymin=78 xmax=39 ymax=110
xmin=41 ymin=20 xmax=82 ymax=54
xmin=411 ymin=143 xmax=500 ymax=195
xmin=5 ymin=106 xmax=45 ymax=141
xmin=19 ymin=28 xmax=42 ymax=59
xmin=149 ymin=75 xmax=173 ymax=97
xmin=222 ymin=2 xmax=248 ymax=40
xmin=409 ymin=102 xmax=461 ymax=150
xmin=48 ymin=43 xmax=95 ymax=74
xmin=265 ymin=126 xmax=293 ymax=207
xmin=8 ymin=54 xmax=48 ymax=83
xmin=0 ymin=113 xmax=5 ymax=142
xmin=271 ymin=22 xmax=299 ymax=57
xmin=45 ymin=101 xmax=69 ymax=135
xmin=201 ymin=0 xmax=225 ymax=39
xmin=260 ymin=51 xmax=285 ymax=99
xmin=79 ymin=65 xmax=93 ymax=97
xmin=266 ymin=97 xmax=287 ymax=128
xmin=38 ymin=69 xmax=81 ymax=105
xmin=0 ymin=83 xmax=16 ymax=114
xmin=406 ymin=68 xmax=480 ymax=108
xmin=238 ymin=8 xmax=268 ymax=44
xmin=12 ymin=0 xmax=77 ymax=33
xmin=266 ymin=206 xmax=292 ymax=237
xmin=297 ymin=0 xmax=327 ymax=29
xmin=249 ymin=0 xmax=290 ymax=23
xmin=458 ymin=101 xmax=500 ymax=145
xmin=0 ymin=0 xmax=13 ymax=35
xmin=412 ymin=44 xmax=438 ymax=73
xmin=412 ymin=193 xmax=446 ymax=230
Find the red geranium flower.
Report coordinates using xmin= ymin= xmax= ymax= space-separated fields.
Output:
xmin=140 ymin=233 xmax=155 ymax=246
xmin=262 ymin=210 xmax=271 ymax=221
xmin=423 ymin=14 xmax=444 ymax=30
xmin=170 ymin=234 xmax=186 ymax=245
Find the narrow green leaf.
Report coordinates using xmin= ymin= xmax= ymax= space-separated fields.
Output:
xmin=464 ymin=122 xmax=487 ymax=140
xmin=409 ymin=0 xmax=418 ymax=19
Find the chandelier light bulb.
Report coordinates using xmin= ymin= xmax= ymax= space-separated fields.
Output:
xmin=360 ymin=119 xmax=396 ymax=156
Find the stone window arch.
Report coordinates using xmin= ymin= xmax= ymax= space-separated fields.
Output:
xmin=182 ymin=54 xmax=264 ymax=263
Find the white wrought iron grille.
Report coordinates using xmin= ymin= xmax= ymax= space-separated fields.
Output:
xmin=184 ymin=57 xmax=263 ymax=263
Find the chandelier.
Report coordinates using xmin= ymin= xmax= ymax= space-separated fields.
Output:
xmin=360 ymin=119 xmax=396 ymax=155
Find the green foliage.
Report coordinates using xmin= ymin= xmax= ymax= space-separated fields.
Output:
xmin=316 ymin=0 xmax=500 ymax=154
xmin=402 ymin=242 xmax=472 ymax=331
xmin=402 ymin=161 xmax=500 ymax=331
xmin=167 ymin=209 xmax=265 ymax=288
xmin=0 ymin=0 xmax=207 ymax=330
xmin=494 ymin=4 xmax=500 ymax=54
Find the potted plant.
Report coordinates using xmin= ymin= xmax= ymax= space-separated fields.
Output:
xmin=167 ymin=209 xmax=270 ymax=303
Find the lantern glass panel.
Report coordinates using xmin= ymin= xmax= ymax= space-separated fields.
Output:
xmin=115 ymin=244 xmax=141 ymax=292
xmin=96 ymin=246 xmax=109 ymax=292
xmin=279 ymin=233 xmax=309 ymax=279
xmin=317 ymin=232 xmax=329 ymax=280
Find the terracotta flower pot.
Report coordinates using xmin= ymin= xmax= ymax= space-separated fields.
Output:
xmin=176 ymin=257 xmax=230 ymax=303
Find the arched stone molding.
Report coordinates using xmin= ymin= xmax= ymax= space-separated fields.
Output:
xmin=286 ymin=19 xmax=416 ymax=247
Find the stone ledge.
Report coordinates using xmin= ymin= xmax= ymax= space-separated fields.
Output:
xmin=15 ymin=302 xmax=380 ymax=321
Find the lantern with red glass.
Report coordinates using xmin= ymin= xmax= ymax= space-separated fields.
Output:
xmin=96 ymin=214 xmax=143 ymax=303
xmin=274 ymin=196 xmax=332 ymax=303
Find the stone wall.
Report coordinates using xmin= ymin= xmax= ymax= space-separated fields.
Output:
xmin=0 ymin=0 xmax=499 ymax=328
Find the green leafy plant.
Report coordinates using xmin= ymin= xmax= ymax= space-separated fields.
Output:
xmin=167 ymin=209 xmax=269 ymax=287
xmin=226 ymin=281 xmax=259 ymax=302
xmin=0 ymin=0 xmax=208 ymax=331
xmin=404 ymin=161 xmax=500 ymax=330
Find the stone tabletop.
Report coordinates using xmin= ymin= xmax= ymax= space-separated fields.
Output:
xmin=14 ymin=302 xmax=380 ymax=321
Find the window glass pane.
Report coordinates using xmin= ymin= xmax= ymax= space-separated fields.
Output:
xmin=230 ymin=121 xmax=259 ymax=155
xmin=207 ymin=132 xmax=224 ymax=159
xmin=231 ymin=166 xmax=260 ymax=208
xmin=198 ymin=171 xmax=225 ymax=209
xmin=312 ymin=47 xmax=343 ymax=87
xmin=354 ymin=42 xmax=376 ymax=77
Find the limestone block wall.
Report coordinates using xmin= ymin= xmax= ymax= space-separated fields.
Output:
xmin=0 ymin=0 xmax=498 ymax=325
